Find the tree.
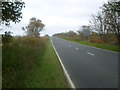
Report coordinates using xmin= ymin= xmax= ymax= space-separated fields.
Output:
xmin=26 ymin=17 xmax=45 ymax=37
xmin=102 ymin=1 xmax=120 ymax=45
xmin=77 ymin=30 xmax=84 ymax=41
xmin=66 ymin=31 xmax=77 ymax=37
xmin=89 ymin=12 xmax=107 ymax=42
xmin=89 ymin=1 xmax=120 ymax=45
xmin=2 ymin=31 xmax=13 ymax=45
xmin=1 ymin=0 xmax=25 ymax=26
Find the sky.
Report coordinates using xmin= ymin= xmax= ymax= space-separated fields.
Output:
xmin=0 ymin=0 xmax=108 ymax=36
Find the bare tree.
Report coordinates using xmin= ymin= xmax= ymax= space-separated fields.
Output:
xmin=89 ymin=12 xmax=107 ymax=42
xmin=102 ymin=1 xmax=120 ymax=45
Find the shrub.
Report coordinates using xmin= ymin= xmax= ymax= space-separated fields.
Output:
xmin=2 ymin=31 xmax=13 ymax=45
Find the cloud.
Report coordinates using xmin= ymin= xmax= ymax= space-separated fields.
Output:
xmin=1 ymin=0 xmax=108 ymax=36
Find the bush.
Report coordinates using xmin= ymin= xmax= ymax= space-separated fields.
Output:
xmin=2 ymin=31 xmax=13 ymax=45
xmin=90 ymin=39 xmax=104 ymax=44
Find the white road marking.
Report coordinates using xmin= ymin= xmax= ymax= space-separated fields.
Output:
xmin=75 ymin=48 xmax=79 ymax=50
xmin=78 ymin=43 xmax=118 ymax=53
xmin=50 ymin=38 xmax=76 ymax=88
xmin=87 ymin=52 xmax=95 ymax=56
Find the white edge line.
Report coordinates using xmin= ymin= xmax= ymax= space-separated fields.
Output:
xmin=50 ymin=38 xmax=76 ymax=89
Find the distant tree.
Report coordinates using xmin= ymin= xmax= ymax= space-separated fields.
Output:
xmin=53 ymin=32 xmax=67 ymax=37
xmin=102 ymin=1 xmax=120 ymax=45
xmin=77 ymin=30 xmax=84 ymax=41
xmin=89 ymin=12 xmax=107 ymax=42
xmin=1 ymin=0 xmax=25 ymax=26
xmin=26 ymin=17 xmax=45 ymax=37
xmin=67 ymin=31 xmax=77 ymax=37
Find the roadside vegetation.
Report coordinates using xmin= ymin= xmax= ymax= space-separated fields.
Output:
xmin=59 ymin=36 xmax=120 ymax=52
xmin=2 ymin=36 xmax=46 ymax=88
xmin=53 ymin=1 xmax=120 ymax=52
xmin=2 ymin=35 xmax=68 ymax=88
xmin=25 ymin=38 xmax=68 ymax=88
xmin=53 ymin=31 xmax=120 ymax=52
xmin=1 ymin=0 xmax=120 ymax=88
xmin=2 ymin=2 xmax=68 ymax=87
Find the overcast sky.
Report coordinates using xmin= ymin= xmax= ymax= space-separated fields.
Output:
xmin=0 ymin=0 xmax=108 ymax=36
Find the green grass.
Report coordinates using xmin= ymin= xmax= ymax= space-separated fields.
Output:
xmin=25 ymin=38 xmax=68 ymax=88
xmin=2 ymin=36 xmax=68 ymax=88
xmin=2 ymin=36 xmax=46 ymax=88
xmin=60 ymin=37 xmax=120 ymax=52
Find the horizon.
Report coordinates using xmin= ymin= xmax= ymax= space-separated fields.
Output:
xmin=0 ymin=0 xmax=108 ymax=36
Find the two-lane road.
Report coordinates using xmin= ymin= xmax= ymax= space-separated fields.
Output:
xmin=51 ymin=36 xmax=118 ymax=88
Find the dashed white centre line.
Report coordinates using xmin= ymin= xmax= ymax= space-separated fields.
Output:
xmin=75 ymin=48 xmax=79 ymax=50
xmin=87 ymin=52 xmax=95 ymax=56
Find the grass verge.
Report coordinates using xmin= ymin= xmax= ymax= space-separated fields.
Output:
xmin=24 ymin=37 xmax=68 ymax=88
xmin=2 ymin=36 xmax=46 ymax=88
xmin=60 ymin=37 xmax=120 ymax=52
xmin=3 ymin=36 xmax=68 ymax=88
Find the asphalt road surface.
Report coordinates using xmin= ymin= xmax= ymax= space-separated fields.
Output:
xmin=51 ymin=36 xmax=118 ymax=88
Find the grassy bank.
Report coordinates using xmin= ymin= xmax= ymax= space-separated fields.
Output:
xmin=60 ymin=37 xmax=120 ymax=52
xmin=25 ymin=38 xmax=68 ymax=88
xmin=2 ymin=36 xmax=46 ymax=88
xmin=2 ymin=36 xmax=68 ymax=88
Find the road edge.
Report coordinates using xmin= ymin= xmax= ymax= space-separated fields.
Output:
xmin=60 ymin=37 xmax=119 ymax=53
xmin=50 ymin=37 xmax=76 ymax=89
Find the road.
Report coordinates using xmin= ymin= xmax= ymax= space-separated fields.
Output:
xmin=51 ymin=36 xmax=118 ymax=88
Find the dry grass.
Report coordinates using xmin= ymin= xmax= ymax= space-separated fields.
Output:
xmin=2 ymin=36 xmax=46 ymax=88
xmin=2 ymin=36 xmax=68 ymax=88
xmin=25 ymin=39 xmax=68 ymax=88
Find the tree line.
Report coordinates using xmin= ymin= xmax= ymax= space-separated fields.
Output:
xmin=1 ymin=0 xmax=120 ymax=46
xmin=1 ymin=0 xmax=45 ymax=45
xmin=54 ymin=1 xmax=120 ymax=46
xmin=89 ymin=1 xmax=120 ymax=45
